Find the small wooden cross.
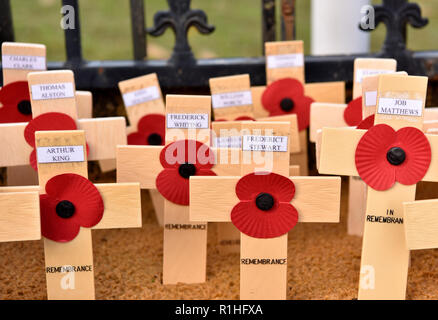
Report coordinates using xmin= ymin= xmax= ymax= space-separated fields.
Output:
xmin=190 ymin=121 xmax=341 ymax=300
xmin=251 ymin=40 xmax=345 ymax=175
xmin=0 ymin=129 xmax=142 ymax=299
xmin=319 ymin=74 xmax=438 ymax=299
xmin=0 ymin=70 xmax=127 ymax=169
xmin=210 ymin=118 xmax=301 ymax=254
xmin=310 ymin=58 xmax=397 ymax=237
xmin=117 ymin=73 xmax=167 ymax=226
xmin=117 ymin=94 xmax=243 ymax=284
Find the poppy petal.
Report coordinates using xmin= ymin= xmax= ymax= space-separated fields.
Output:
xmin=234 ymin=116 xmax=255 ymax=121
xmin=231 ymin=201 xmax=298 ymax=238
xmin=394 ymin=127 xmax=431 ymax=185
xmin=137 ymin=114 xmax=165 ymax=141
xmin=40 ymin=194 xmax=81 ymax=242
xmin=44 ymin=174 xmax=104 ymax=228
xmin=156 ymin=168 xmax=189 ymax=205
xmin=0 ymin=103 xmax=32 ymax=123
xmin=356 ymin=114 xmax=375 ymax=130
xmin=344 ymin=96 xmax=363 ymax=126
xmin=355 ymin=124 xmax=397 ymax=190
xmin=127 ymin=132 xmax=148 ymax=145
xmin=235 ymin=172 xmax=295 ymax=202
xmin=24 ymin=112 xmax=77 ymax=147
xmin=29 ymin=149 xmax=37 ymax=171
xmin=159 ymin=140 xmax=215 ymax=170
xmin=0 ymin=81 xmax=30 ymax=105
xmin=293 ymin=95 xmax=313 ymax=131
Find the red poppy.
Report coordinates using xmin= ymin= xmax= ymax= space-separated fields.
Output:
xmin=40 ymin=173 xmax=104 ymax=242
xmin=127 ymin=113 xmax=165 ymax=146
xmin=343 ymin=96 xmax=363 ymax=126
xmin=156 ymin=139 xmax=216 ymax=205
xmin=24 ymin=112 xmax=89 ymax=170
xmin=261 ymin=78 xmax=313 ymax=131
xmin=231 ymin=172 xmax=298 ymax=239
xmin=356 ymin=114 xmax=375 ymax=130
xmin=355 ymin=124 xmax=431 ymax=191
xmin=0 ymin=81 xmax=32 ymax=123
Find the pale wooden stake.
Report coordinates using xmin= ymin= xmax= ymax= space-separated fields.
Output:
xmin=190 ymin=121 xmax=341 ymax=299
xmin=319 ymin=74 xmax=438 ymax=299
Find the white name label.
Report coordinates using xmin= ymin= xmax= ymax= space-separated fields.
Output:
xmin=37 ymin=145 xmax=85 ymax=164
xmin=377 ymin=97 xmax=423 ymax=117
xmin=31 ymin=82 xmax=75 ymax=100
xmin=167 ymin=113 xmax=209 ymax=129
xmin=267 ymin=53 xmax=304 ymax=69
xmin=2 ymin=54 xmax=46 ymax=70
xmin=122 ymin=86 xmax=160 ymax=107
xmin=214 ymin=136 xmax=242 ymax=148
xmin=355 ymin=69 xmax=393 ymax=83
xmin=365 ymin=91 xmax=377 ymax=107
xmin=211 ymin=90 xmax=252 ymax=109
xmin=242 ymin=135 xmax=288 ymax=152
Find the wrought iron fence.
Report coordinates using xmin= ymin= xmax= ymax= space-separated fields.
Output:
xmin=0 ymin=0 xmax=437 ymax=95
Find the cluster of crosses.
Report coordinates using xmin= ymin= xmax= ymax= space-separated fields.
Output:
xmin=0 ymin=40 xmax=437 ymax=300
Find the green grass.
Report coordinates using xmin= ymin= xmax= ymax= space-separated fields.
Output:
xmin=9 ymin=0 xmax=438 ymax=62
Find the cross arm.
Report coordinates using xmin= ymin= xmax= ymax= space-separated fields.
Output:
xmin=190 ymin=176 xmax=341 ymax=223
xmin=92 ymin=183 xmax=142 ymax=230
xmin=318 ymin=127 xmax=365 ymax=177
xmin=116 ymin=145 xmax=163 ymax=189
xmin=403 ymin=199 xmax=438 ymax=250
xmin=0 ymin=189 xmax=40 ymax=242
xmin=77 ymin=117 xmax=127 ymax=161
xmin=422 ymin=134 xmax=438 ymax=182
xmin=0 ymin=122 xmax=31 ymax=167
xmin=309 ymin=103 xmax=347 ymax=142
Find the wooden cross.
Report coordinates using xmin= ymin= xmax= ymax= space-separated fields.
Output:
xmin=251 ymin=40 xmax=346 ymax=175
xmin=117 ymin=94 xmax=243 ymax=284
xmin=0 ymin=129 xmax=142 ymax=299
xmin=1 ymin=42 xmax=94 ymax=186
xmin=319 ymin=74 xmax=438 ymax=299
xmin=210 ymin=118 xmax=301 ymax=254
xmin=0 ymin=70 xmax=127 ymax=170
xmin=311 ymin=58 xmax=397 ymax=237
xmin=190 ymin=121 xmax=341 ymax=299
xmin=116 ymin=73 xmax=166 ymax=226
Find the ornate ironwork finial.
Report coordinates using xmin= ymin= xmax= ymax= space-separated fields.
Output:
xmin=147 ymin=0 xmax=215 ymax=65
xmin=360 ymin=0 xmax=428 ymax=74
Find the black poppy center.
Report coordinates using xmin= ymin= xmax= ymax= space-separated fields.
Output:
xmin=255 ymin=192 xmax=275 ymax=211
xmin=386 ymin=147 xmax=406 ymax=166
xmin=56 ymin=200 xmax=76 ymax=219
xmin=178 ymin=163 xmax=197 ymax=179
xmin=17 ymin=100 xmax=32 ymax=115
xmin=147 ymin=133 xmax=162 ymax=146
xmin=280 ymin=98 xmax=294 ymax=112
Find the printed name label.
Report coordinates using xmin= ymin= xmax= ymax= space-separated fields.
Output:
xmin=31 ymin=82 xmax=75 ymax=100
xmin=214 ymin=136 xmax=242 ymax=148
xmin=355 ymin=69 xmax=393 ymax=83
xmin=365 ymin=90 xmax=377 ymax=107
xmin=122 ymin=86 xmax=160 ymax=107
xmin=377 ymin=97 xmax=423 ymax=117
xmin=242 ymin=135 xmax=288 ymax=152
xmin=37 ymin=145 xmax=85 ymax=164
xmin=167 ymin=113 xmax=209 ymax=129
xmin=267 ymin=53 xmax=304 ymax=69
xmin=2 ymin=54 xmax=46 ymax=70
xmin=211 ymin=90 xmax=252 ymax=109
xmin=241 ymin=258 xmax=287 ymax=265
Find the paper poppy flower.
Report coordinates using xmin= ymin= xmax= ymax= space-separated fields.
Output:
xmin=230 ymin=172 xmax=298 ymax=239
xmin=355 ymin=124 xmax=431 ymax=191
xmin=127 ymin=113 xmax=165 ymax=146
xmin=356 ymin=114 xmax=375 ymax=130
xmin=343 ymin=96 xmax=363 ymax=126
xmin=39 ymin=173 xmax=104 ymax=242
xmin=156 ymin=139 xmax=216 ymax=205
xmin=214 ymin=116 xmax=255 ymax=122
xmin=0 ymin=81 xmax=32 ymax=123
xmin=261 ymin=78 xmax=313 ymax=131
xmin=24 ymin=112 xmax=89 ymax=170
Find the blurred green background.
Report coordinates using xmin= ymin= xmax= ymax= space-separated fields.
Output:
xmin=9 ymin=0 xmax=438 ymax=61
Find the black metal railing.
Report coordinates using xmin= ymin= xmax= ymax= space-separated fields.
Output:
xmin=1 ymin=0 xmax=437 ymax=94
